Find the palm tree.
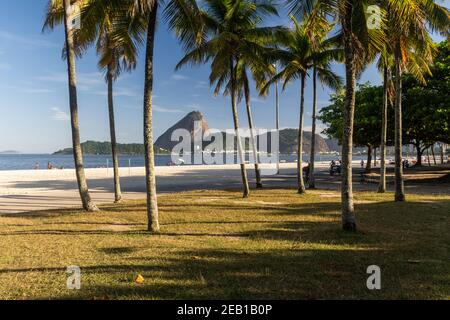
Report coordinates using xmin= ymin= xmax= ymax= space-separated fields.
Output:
xmin=242 ymin=69 xmax=263 ymax=189
xmin=288 ymin=0 xmax=385 ymax=230
xmin=263 ymin=16 xmax=341 ymax=194
xmin=171 ymin=0 xmax=280 ymax=198
xmin=274 ymin=64 xmax=280 ymax=175
xmin=86 ymin=0 xmax=164 ymax=231
xmin=43 ymin=0 xmax=99 ymax=212
xmin=214 ymin=61 xmax=270 ymax=189
xmin=305 ymin=18 xmax=342 ymax=189
xmin=48 ymin=0 xmax=162 ymax=231
xmin=385 ymin=0 xmax=449 ymax=202
xmin=263 ymin=17 xmax=310 ymax=194
xmin=78 ymin=0 xmax=141 ymax=203
xmin=212 ymin=60 xmax=272 ymax=189
xmin=141 ymin=1 xmax=160 ymax=231
xmin=377 ymin=62 xmax=391 ymax=193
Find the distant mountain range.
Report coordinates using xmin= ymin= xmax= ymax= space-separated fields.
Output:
xmin=0 ymin=150 xmax=20 ymax=154
xmin=155 ymin=111 xmax=336 ymax=154
xmin=54 ymin=111 xmax=339 ymax=155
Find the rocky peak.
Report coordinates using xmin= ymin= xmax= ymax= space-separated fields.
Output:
xmin=155 ymin=111 xmax=209 ymax=151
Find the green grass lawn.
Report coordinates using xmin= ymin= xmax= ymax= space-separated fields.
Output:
xmin=0 ymin=188 xmax=449 ymax=300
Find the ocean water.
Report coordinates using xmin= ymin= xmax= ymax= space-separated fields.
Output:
xmin=0 ymin=153 xmax=358 ymax=171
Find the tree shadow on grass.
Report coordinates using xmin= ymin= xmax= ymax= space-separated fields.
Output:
xmin=0 ymin=197 xmax=448 ymax=299
xmin=34 ymin=245 xmax=447 ymax=300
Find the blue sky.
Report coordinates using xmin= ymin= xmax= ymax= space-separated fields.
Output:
xmin=0 ymin=1 xmax=447 ymax=153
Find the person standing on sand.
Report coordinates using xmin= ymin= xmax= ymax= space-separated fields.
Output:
xmin=47 ymin=162 xmax=53 ymax=170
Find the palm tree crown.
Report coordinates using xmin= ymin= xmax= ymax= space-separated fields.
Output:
xmin=171 ymin=0 xmax=280 ymax=197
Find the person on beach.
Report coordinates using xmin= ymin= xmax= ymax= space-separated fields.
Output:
xmin=47 ymin=162 xmax=53 ymax=170
xmin=34 ymin=163 xmax=40 ymax=170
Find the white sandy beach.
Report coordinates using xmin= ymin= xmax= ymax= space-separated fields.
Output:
xmin=0 ymin=161 xmax=364 ymax=214
xmin=0 ymin=163 xmax=284 ymax=213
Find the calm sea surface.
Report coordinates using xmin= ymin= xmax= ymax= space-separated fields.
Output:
xmin=0 ymin=153 xmax=366 ymax=171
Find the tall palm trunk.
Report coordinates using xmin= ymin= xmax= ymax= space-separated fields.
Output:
xmin=378 ymin=66 xmax=388 ymax=193
xmin=107 ymin=65 xmax=122 ymax=203
xmin=275 ymin=74 xmax=280 ymax=175
xmin=231 ymin=58 xmax=250 ymax=198
xmin=297 ymin=73 xmax=306 ymax=194
xmin=143 ymin=3 xmax=160 ymax=232
xmin=62 ymin=0 xmax=98 ymax=212
xmin=394 ymin=42 xmax=405 ymax=202
xmin=341 ymin=6 xmax=357 ymax=231
xmin=308 ymin=66 xmax=317 ymax=189
xmin=243 ymin=76 xmax=262 ymax=188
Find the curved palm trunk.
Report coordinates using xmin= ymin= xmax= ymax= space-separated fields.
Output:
xmin=243 ymin=76 xmax=262 ymax=188
xmin=231 ymin=59 xmax=250 ymax=198
xmin=394 ymin=43 xmax=405 ymax=202
xmin=309 ymin=66 xmax=317 ymax=189
xmin=107 ymin=66 xmax=122 ymax=203
xmin=143 ymin=3 xmax=160 ymax=232
xmin=378 ymin=67 xmax=388 ymax=193
xmin=62 ymin=0 xmax=98 ymax=212
xmin=297 ymin=73 xmax=306 ymax=194
xmin=341 ymin=6 xmax=357 ymax=231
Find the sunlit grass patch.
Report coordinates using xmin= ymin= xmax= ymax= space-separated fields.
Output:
xmin=0 ymin=188 xmax=448 ymax=299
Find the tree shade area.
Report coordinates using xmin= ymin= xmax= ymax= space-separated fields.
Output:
xmin=0 ymin=189 xmax=449 ymax=300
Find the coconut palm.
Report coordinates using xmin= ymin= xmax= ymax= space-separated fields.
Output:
xmin=139 ymin=1 xmax=161 ymax=231
xmin=242 ymin=68 xmax=263 ymax=189
xmin=384 ymin=0 xmax=449 ymax=202
xmin=263 ymin=16 xmax=341 ymax=194
xmin=305 ymin=17 xmax=343 ymax=189
xmin=106 ymin=0 xmax=161 ymax=231
xmin=43 ymin=0 xmax=99 ymax=212
xmin=376 ymin=6 xmax=395 ymax=194
xmin=45 ymin=0 xmax=162 ymax=230
xmin=376 ymin=59 xmax=392 ymax=193
xmin=288 ymin=0 xmax=385 ymax=230
xmin=212 ymin=59 xmax=275 ymax=189
xmin=171 ymin=0 xmax=280 ymax=198
xmin=73 ymin=0 xmax=141 ymax=203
